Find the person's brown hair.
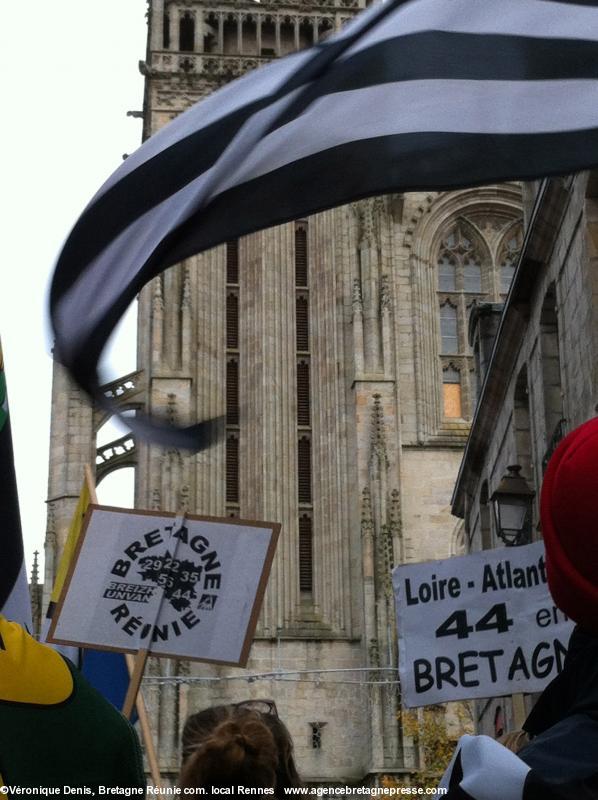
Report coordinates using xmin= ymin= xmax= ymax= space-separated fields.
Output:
xmin=180 ymin=703 xmax=302 ymax=795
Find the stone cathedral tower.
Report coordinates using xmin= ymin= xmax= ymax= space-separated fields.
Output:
xmin=44 ymin=0 xmax=523 ymax=784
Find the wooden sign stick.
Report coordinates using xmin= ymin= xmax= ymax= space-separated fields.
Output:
xmin=122 ymin=647 xmax=150 ymax=719
xmin=124 ymin=653 xmax=163 ymax=787
xmin=84 ymin=465 xmax=162 ymax=789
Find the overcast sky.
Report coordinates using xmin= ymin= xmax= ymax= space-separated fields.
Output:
xmin=1 ymin=2 xmax=148 ymax=572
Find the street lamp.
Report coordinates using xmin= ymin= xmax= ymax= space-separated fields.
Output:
xmin=490 ymin=465 xmax=535 ymax=547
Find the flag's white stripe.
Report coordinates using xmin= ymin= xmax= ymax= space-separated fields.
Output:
xmin=343 ymin=0 xmax=598 ymax=61
xmin=446 ymin=735 xmax=529 ymax=800
xmin=214 ymin=78 xmax=598 ymax=196
xmin=89 ymin=48 xmax=314 ymax=203
xmin=2 ymin=562 xmax=33 ymax=629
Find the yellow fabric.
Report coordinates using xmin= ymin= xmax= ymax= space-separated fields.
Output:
xmin=0 ymin=617 xmax=73 ymax=704
xmin=51 ymin=479 xmax=91 ymax=604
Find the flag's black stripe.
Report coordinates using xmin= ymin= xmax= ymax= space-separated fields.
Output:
xmin=272 ymin=32 xmax=598 ymax=131
xmin=524 ymin=770 xmax=598 ymax=799
xmin=50 ymin=30 xmax=598 ymax=308
xmin=155 ymin=127 xmax=598 ymax=269
xmin=65 ymin=125 xmax=598 ymax=407
xmin=0 ymin=420 xmax=24 ymax=611
xmin=449 ymin=750 xmax=466 ymax=792
xmin=541 ymin=0 xmax=598 ymax=5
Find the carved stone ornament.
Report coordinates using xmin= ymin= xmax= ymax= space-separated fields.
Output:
xmin=380 ymin=274 xmax=392 ymax=314
xmin=352 ymin=278 xmax=363 ymax=315
xmin=361 ymin=486 xmax=375 ymax=538
xmin=369 ymin=394 xmax=389 ymax=477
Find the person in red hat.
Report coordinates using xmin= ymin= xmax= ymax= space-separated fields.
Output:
xmin=440 ymin=417 xmax=598 ymax=799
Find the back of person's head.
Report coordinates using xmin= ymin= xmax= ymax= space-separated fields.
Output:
xmin=181 ymin=705 xmax=231 ymax=763
xmin=258 ymin=711 xmax=302 ymax=792
xmin=179 ymin=709 xmax=278 ymax=792
xmin=179 ymin=701 xmax=301 ymax=795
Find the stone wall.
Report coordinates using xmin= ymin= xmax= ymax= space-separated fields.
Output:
xmin=453 ymin=172 xmax=598 ymax=735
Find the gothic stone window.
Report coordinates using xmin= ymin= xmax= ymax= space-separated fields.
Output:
xmin=296 ymin=221 xmax=313 ymax=600
xmin=226 ymin=240 xmax=240 ymax=516
xmin=179 ymin=12 xmax=195 ymax=52
xmin=436 ymin=219 xmax=521 ymax=421
xmin=310 ymin=722 xmax=326 ymax=749
xmin=163 ymin=11 xmax=170 ymax=49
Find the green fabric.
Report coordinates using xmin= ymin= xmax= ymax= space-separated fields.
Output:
xmin=0 ymin=657 xmax=146 ymax=791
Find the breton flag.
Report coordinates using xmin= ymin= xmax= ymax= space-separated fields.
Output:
xmin=50 ymin=0 xmax=598 ymax=447
xmin=439 ymin=732 xmax=598 ymax=799
xmin=0 ymin=341 xmax=32 ymax=629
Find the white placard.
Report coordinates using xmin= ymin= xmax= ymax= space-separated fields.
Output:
xmin=393 ymin=541 xmax=574 ymax=707
xmin=48 ymin=506 xmax=279 ymax=666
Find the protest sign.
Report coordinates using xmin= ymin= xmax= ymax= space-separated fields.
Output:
xmin=393 ymin=541 xmax=574 ymax=707
xmin=48 ymin=505 xmax=279 ymax=666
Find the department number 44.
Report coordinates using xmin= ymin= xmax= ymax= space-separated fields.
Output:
xmin=435 ymin=603 xmax=514 ymax=640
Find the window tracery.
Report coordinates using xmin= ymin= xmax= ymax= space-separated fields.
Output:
xmin=437 ymin=224 xmax=487 ymax=294
xmin=436 ymin=216 xmax=522 ymax=422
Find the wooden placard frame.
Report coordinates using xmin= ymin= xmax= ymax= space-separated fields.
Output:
xmin=47 ymin=504 xmax=280 ymax=667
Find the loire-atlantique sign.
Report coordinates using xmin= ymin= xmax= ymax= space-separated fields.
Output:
xmin=393 ymin=541 xmax=574 ymax=707
xmin=48 ymin=506 xmax=279 ymax=666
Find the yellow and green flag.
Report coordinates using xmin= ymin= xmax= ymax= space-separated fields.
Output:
xmin=45 ymin=477 xmax=91 ymax=619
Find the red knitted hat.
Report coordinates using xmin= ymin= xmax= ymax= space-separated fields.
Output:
xmin=541 ymin=417 xmax=598 ymax=631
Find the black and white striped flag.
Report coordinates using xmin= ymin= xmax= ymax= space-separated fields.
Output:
xmin=50 ymin=0 xmax=598 ymax=447
xmin=439 ymin=727 xmax=598 ymax=799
